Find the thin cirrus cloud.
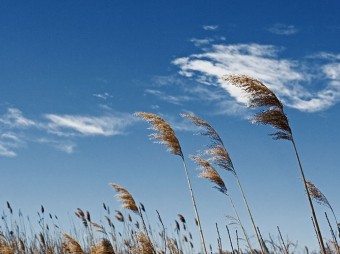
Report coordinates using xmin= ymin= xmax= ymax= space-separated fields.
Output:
xmin=44 ymin=113 xmax=136 ymax=137
xmin=172 ymin=43 xmax=340 ymax=113
xmin=267 ymin=23 xmax=299 ymax=35
xmin=0 ymin=108 xmax=136 ymax=157
xmin=0 ymin=108 xmax=35 ymax=157
xmin=203 ymin=25 xmax=219 ymax=31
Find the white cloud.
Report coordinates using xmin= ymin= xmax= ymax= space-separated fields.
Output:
xmin=0 ymin=108 xmax=35 ymax=128
xmin=267 ymin=23 xmax=298 ymax=35
xmin=173 ymin=43 xmax=340 ymax=112
xmin=190 ymin=38 xmax=214 ymax=47
xmin=0 ymin=107 xmax=137 ymax=157
xmin=0 ymin=132 xmax=23 ymax=157
xmin=93 ymin=92 xmax=113 ymax=100
xmin=36 ymin=138 xmax=76 ymax=154
xmin=0 ymin=144 xmax=16 ymax=157
xmin=203 ymin=25 xmax=218 ymax=31
xmin=45 ymin=113 xmax=136 ymax=137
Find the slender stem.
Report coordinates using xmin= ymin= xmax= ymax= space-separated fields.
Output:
xmin=216 ymin=223 xmax=223 ymax=254
xmin=291 ymin=138 xmax=326 ymax=254
xmin=226 ymin=224 xmax=235 ymax=254
xmin=235 ymin=174 xmax=265 ymax=254
xmin=277 ymin=226 xmax=289 ymax=254
xmin=182 ymin=159 xmax=208 ymax=254
xmin=227 ymin=195 xmax=254 ymax=253
xmin=138 ymin=208 xmax=156 ymax=254
xmin=325 ymin=212 xmax=340 ymax=254
xmin=311 ymin=217 xmax=322 ymax=252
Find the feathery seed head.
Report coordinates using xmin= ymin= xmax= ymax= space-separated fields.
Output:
xmin=135 ymin=112 xmax=183 ymax=158
xmin=222 ymin=74 xmax=292 ymax=140
xmin=63 ymin=233 xmax=84 ymax=254
xmin=181 ymin=113 xmax=223 ymax=146
xmin=306 ymin=180 xmax=332 ymax=210
xmin=204 ymin=146 xmax=234 ymax=173
xmin=111 ymin=183 xmax=139 ymax=213
xmin=191 ymin=156 xmax=227 ymax=195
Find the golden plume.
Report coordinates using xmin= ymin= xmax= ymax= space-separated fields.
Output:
xmin=111 ymin=183 xmax=138 ymax=213
xmin=62 ymin=233 xmax=84 ymax=254
xmin=135 ymin=112 xmax=183 ymax=158
xmin=222 ymin=74 xmax=292 ymax=140
xmin=191 ymin=155 xmax=227 ymax=194
xmin=181 ymin=113 xmax=234 ymax=173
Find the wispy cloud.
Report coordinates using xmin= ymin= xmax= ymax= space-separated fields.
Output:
xmin=0 ymin=108 xmax=34 ymax=157
xmin=267 ymin=23 xmax=298 ymax=35
xmin=0 ymin=132 xmax=21 ymax=157
xmin=203 ymin=25 xmax=218 ymax=31
xmin=172 ymin=43 xmax=340 ymax=112
xmin=190 ymin=38 xmax=214 ymax=47
xmin=0 ymin=108 xmax=35 ymax=128
xmin=93 ymin=92 xmax=113 ymax=100
xmin=36 ymin=138 xmax=76 ymax=154
xmin=45 ymin=113 xmax=136 ymax=137
xmin=0 ymin=107 xmax=136 ymax=157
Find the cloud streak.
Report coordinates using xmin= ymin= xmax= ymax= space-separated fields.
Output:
xmin=172 ymin=43 xmax=340 ymax=112
xmin=45 ymin=113 xmax=136 ymax=137
xmin=203 ymin=25 xmax=218 ymax=31
xmin=267 ymin=23 xmax=299 ymax=35
xmin=0 ymin=108 xmax=136 ymax=157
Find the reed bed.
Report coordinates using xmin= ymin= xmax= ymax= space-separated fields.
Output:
xmin=1 ymin=74 xmax=338 ymax=253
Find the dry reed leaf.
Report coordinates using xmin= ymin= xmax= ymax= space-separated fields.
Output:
xmin=191 ymin=156 xmax=227 ymax=194
xmin=62 ymin=233 xmax=84 ymax=254
xmin=222 ymin=74 xmax=292 ymax=140
xmin=111 ymin=183 xmax=139 ymax=213
xmin=135 ymin=112 xmax=183 ymax=158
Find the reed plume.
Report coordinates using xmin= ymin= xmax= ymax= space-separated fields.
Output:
xmin=223 ymin=74 xmax=326 ymax=254
xmin=135 ymin=112 xmax=207 ymax=254
xmin=132 ymin=232 xmax=156 ymax=254
xmin=62 ymin=233 xmax=84 ymax=253
xmin=91 ymin=239 xmax=115 ymax=254
xmin=134 ymin=112 xmax=183 ymax=158
xmin=191 ymin=155 xmax=227 ymax=194
xmin=182 ymin=113 xmax=262 ymax=253
xmin=222 ymin=74 xmax=291 ymax=141
xmin=111 ymin=183 xmax=155 ymax=253
xmin=111 ymin=183 xmax=139 ymax=213
xmin=191 ymin=155 xmax=254 ymax=253
xmin=306 ymin=180 xmax=339 ymax=234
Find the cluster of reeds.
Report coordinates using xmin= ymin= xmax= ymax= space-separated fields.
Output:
xmin=1 ymin=74 xmax=338 ymax=254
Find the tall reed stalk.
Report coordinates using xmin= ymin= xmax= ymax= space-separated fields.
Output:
xmin=135 ymin=112 xmax=207 ymax=254
xmin=191 ymin=155 xmax=254 ymax=253
xmin=111 ymin=182 xmax=156 ymax=254
xmin=223 ymin=74 xmax=326 ymax=254
xmin=182 ymin=113 xmax=265 ymax=254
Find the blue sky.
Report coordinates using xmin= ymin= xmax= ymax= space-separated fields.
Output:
xmin=1 ymin=0 xmax=340 ymax=252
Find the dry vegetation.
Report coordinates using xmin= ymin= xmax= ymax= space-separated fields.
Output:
xmin=1 ymin=75 xmax=339 ymax=254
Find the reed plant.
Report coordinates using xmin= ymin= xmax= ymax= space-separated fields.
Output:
xmin=135 ymin=112 xmax=207 ymax=254
xmin=182 ymin=113 xmax=264 ymax=254
xmin=223 ymin=74 xmax=327 ymax=254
